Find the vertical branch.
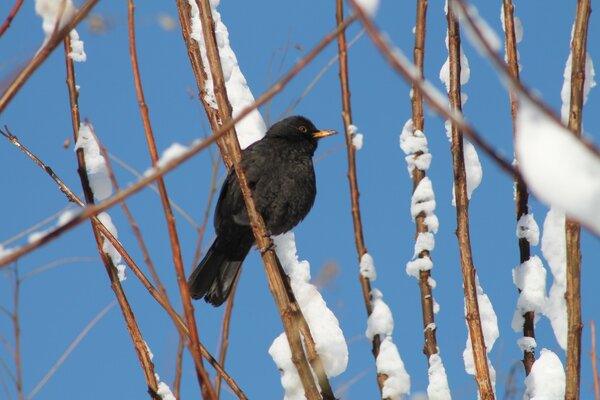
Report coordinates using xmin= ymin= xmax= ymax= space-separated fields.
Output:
xmin=445 ymin=4 xmax=494 ymax=399
xmin=64 ymin=35 xmax=160 ymax=399
xmin=192 ymin=1 xmax=327 ymax=397
xmin=127 ymin=1 xmax=217 ymax=398
xmin=592 ymin=321 xmax=600 ymax=400
xmin=173 ymin=335 xmax=184 ymax=399
xmin=501 ymin=0 xmax=535 ymax=375
xmin=409 ymin=0 xmax=442 ymax=361
xmin=334 ymin=0 xmax=384 ymax=393
xmin=11 ymin=267 xmax=23 ymax=400
xmin=565 ymin=1 xmax=591 ymax=398
xmin=215 ymin=273 xmax=240 ymax=397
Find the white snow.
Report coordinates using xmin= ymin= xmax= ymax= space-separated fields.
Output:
xmin=145 ymin=342 xmax=176 ymax=400
xmin=187 ymin=0 xmax=266 ymax=149
xmin=400 ymin=119 xmax=432 ymax=177
xmin=439 ymin=34 xmax=471 ymax=93
xmin=27 ymin=208 xmax=79 ymax=243
xmin=516 ymin=213 xmax=540 ymax=246
xmin=455 ymin=3 xmax=502 ymax=55
xmin=352 ymin=133 xmax=364 ymax=150
xmin=354 ymin=0 xmax=379 ymax=18
xmin=74 ymin=123 xmax=112 ymax=201
xmin=411 ymin=178 xmax=436 ymax=224
xmin=515 ymin=97 xmax=600 ymax=233
xmin=366 ymin=289 xmax=394 ymax=340
xmin=269 ymin=232 xmax=348 ymax=399
xmin=541 ymin=208 xmax=567 ymax=349
xmin=517 ymin=336 xmax=537 ymax=353
xmin=462 ymin=140 xmax=483 ymax=201
xmin=560 ymin=48 xmax=596 ymax=124
xmin=500 ymin=4 xmax=523 ymax=44
xmin=406 ymin=256 xmax=433 ymax=279
xmin=413 ymin=232 xmax=435 ymax=257
xmin=511 ymin=256 xmax=546 ymax=331
xmin=377 ymin=337 xmax=411 ymax=399
xmin=97 ymin=212 xmax=127 ymax=281
xmin=463 ymin=276 xmax=499 ymax=393
xmin=68 ymin=30 xmax=86 ymax=62
xmin=427 ymin=353 xmax=452 ymax=400
xmin=523 ymin=349 xmax=565 ymax=399
xmin=359 ymin=252 xmax=377 ymax=281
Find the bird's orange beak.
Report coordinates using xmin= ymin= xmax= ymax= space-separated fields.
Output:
xmin=312 ymin=129 xmax=337 ymax=139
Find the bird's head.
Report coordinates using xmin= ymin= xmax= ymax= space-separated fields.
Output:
xmin=266 ymin=116 xmax=336 ymax=151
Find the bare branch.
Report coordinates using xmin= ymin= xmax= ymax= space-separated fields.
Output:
xmin=0 ymin=0 xmax=24 ymax=37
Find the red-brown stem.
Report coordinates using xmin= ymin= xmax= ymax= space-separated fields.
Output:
xmin=10 ymin=268 xmax=23 ymax=400
xmin=215 ymin=271 xmax=240 ymax=397
xmin=0 ymin=126 xmax=248 ymax=399
xmin=409 ymin=0 xmax=441 ymax=362
xmin=0 ymin=0 xmax=24 ymax=37
xmin=0 ymin=15 xmax=356 ymax=269
xmin=127 ymin=1 xmax=216 ymax=398
xmin=445 ymin=4 xmax=494 ymax=399
xmin=173 ymin=334 xmax=184 ymax=399
xmin=592 ymin=321 xmax=600 ymax=400
xmin=335 ymin=0 xmax=384 ymax=393
xmin=565 ymin=1 xmax=591 ymax=398
xmin=193 ymin=1 xmax=330 ymax=397
xmin=0 ymin=0 xmax=98 ymax=114
xmin=64 ymin=35 xmax=160 ymax=399
xmin=501 ymin=0 xmax=535 ymax=375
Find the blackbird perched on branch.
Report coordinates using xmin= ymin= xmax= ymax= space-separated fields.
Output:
xmin=188 ymin=115 xmax=336 ymax=306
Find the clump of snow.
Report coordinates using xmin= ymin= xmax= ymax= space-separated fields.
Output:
xmin=359 ymin=252 xmax=377 ymax=281
xmin=560 ymin=52 xmax=596 ymax=124
xmin=145 ymin=342 xmax=176 ymax=400
xmin=0 ymin=244 xmax=18 ymax=259
xmin=366 ymin=289 xmax=393 ymax=340
xmin=411 ymin=178 xmax=437 ymax=228
xmin=516 ymin=213 xmax=540 ymax=246
xmin=97 ymin=212 xmax=127 ymax=281
xmin=541 ymin=208 xmax=567 ymax=349
xmin=270 ymin=232 xmax=348 ymax=397
xmin=523 ymin=349 xmax=565 ymax=399
xmin=406 ymin=256 xmax=433 ymax=279
xmin=354 ymin=0 xmax=379 ymax=17
xmin=68 ymin=30 xmax=86 ymax=62
xmin=439 ymin=33 xmax=471 ymax=93
xmin=463 ymin=276 xmax=499 ymax=392
xmin=35 ymin=0 xmax=75 ymax=39
xmin=413 ymin=232 xmax=435 ymax=257
xmin=400 ymin=119 xmax=432 ymax=177
xmin=352 ymin=133 xmax=364 ymax=150
xmin=517 ymin=336 xmax=537 ymax=353
xmin=27 ymin=208 xmax=79 ymax=243
xmin=516 ymin=97 xmax=600 ymax=234
xmin=462 ymin=140 xmax=483 ymax=201
xmin=377 ymin=337 xmax=411 ymax=399
xmin=74 ymin=123 xmax=112 ymax=201
xmin=511 ymin=256 xmax=546 ymax=331
xmin=427 ymin=353 xmax=452 ymax=400
xmin=187 ymin=0 xmax=266 ymax=149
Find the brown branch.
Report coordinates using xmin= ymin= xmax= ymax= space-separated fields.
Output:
xmin=445 ymin=4 xmax=494 ymax=399
xmin=0 ymin=207 xmax=70 ymax=247
xmin=564 ymin=1 xmax=591 ymax=398
xmin=27 ymin=302 xmax=116 ymax=400
xmin=0 ymin=0 xmax=99 ymax=115
xmin=501 ymin=0 xmax=535 ymax=376
xmin=127 ymin=3 xmax=217 ymax=398
xmin=0 ymin=0 xmax=23 ymax=37
xmin=0 ymin=14 xmax=357 ymax=270
xmin=173 ymin=334 xmax=184 ymax=399
xmin=192 ymin=1 xmax=332 ymax=397
xmin=335 ymin=0 xmax=383 ymax=393
xmin=0 ymin=125 xmax=248 ymax=398
xmin=64 ymin=35 xmax=160 ymax=400
xmin=408 ymin=0 xmax=442 ymax=364
xmin=11 ymin=267 xmax=23 ymax=400
xmin=592 ymin=321 xmax=600 ymax=400
xmin=215 ymin=271 xmax=240 ymax=397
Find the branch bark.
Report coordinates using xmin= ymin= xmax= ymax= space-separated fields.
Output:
xmin=445 ymin=4 xmax=494 ymax=399
xmin=564 ymin=1 xmax=591 ymax=398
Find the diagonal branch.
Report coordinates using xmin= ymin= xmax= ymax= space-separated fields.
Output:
xmin=0 ymin=0 xmax=24 ymax=38
xmin=127 ymin=2 xmax=216 ymax=398
xmin=445 ymin=4 xmax=494 ymax=399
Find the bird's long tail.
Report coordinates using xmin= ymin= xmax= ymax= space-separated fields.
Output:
xmin=187 ymin=238 xmax=251 ymax=306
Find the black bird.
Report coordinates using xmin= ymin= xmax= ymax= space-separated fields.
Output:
xmin=188 ymin=115 xmax=336 ymax=306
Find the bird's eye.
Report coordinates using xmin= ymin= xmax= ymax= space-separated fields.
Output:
xmin=299 ymin=126 xmax=308 ymax=133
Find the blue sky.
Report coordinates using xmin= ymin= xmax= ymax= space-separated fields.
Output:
xmin=1 ymin=1 xmax=599 ymax=399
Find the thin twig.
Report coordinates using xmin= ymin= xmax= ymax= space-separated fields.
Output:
xmin=0 ymin=123 xmax=251 ymax=400
xmin=173 ymin=335 xmax=184 ymax=399
xmin=592 ymin=321 xmax=600 ymax=400
xmin=335 ymin=0 xmax=383 ymax=394
xmin=445 ymin=3 xmax=494 ymax=399
xmin=409 ymin=0 xmax=442 ymax=364
xmin=215 ymin=271 xmax=240 ymax=397
xmin=0 ymin=0 xmax=23 ymax=37
xmin=0 ymin=0 xmax=99 ymax=114
xmin=27 ymin=302 xmax=116 ymax=400
xmin=501 ymin=0 xmax=536 ymax=376
xmin=11 ymin=267 xmax=23 ymax=400
xmin=20 ymin=257 xmax=97 ymax=282
xmin=64 ymin=34 xmax=160 ymax=399
xmin=127 ymin=1 xmax=216 ymax=397
xmin=0 ymin=14 xmax=357 ymax=269
xmin=0 ymin=207 xmax=70 ymax=247
xmin=564 ymin=1 xmax=591 ymax=398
